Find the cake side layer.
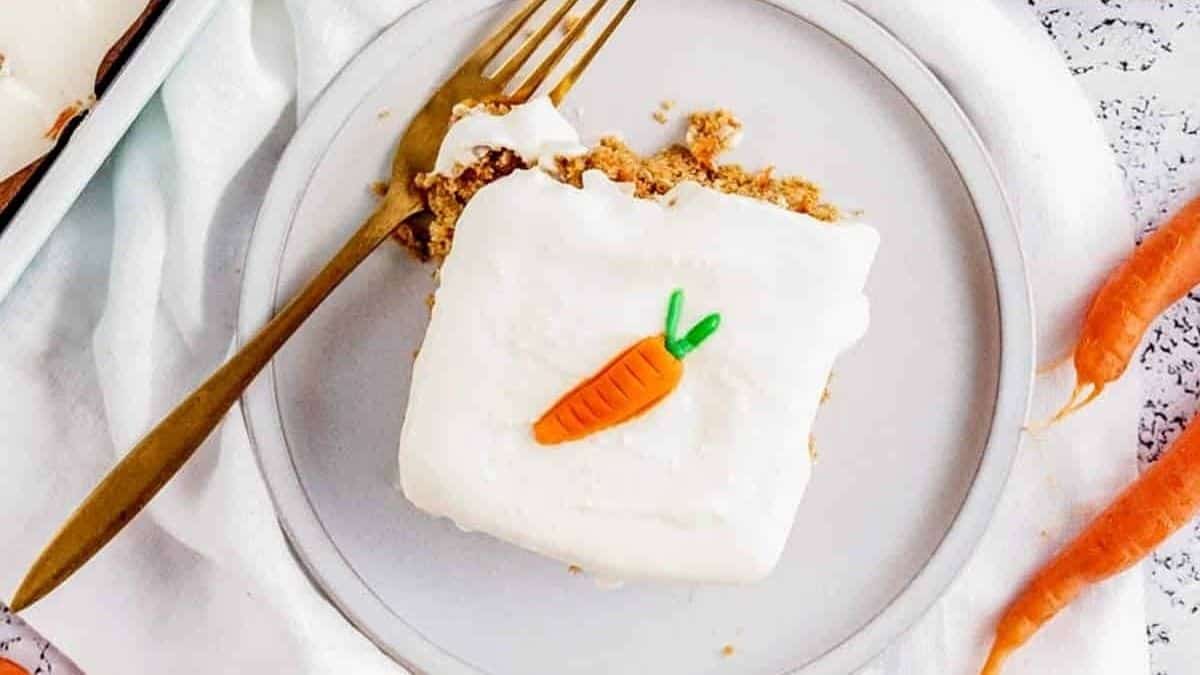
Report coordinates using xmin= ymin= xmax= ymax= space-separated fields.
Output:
xmin=399 ymin=100 xmax=840 ymax=261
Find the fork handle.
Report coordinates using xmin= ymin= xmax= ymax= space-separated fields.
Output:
xmin=10 ymin=190 xmax=423 ymax=612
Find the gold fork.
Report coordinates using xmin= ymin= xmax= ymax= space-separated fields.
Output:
xmin=10 ymin=0 xmax=638 ymax=613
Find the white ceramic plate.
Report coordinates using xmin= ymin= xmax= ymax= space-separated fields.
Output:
xmin=239 ymin=1 xmax=1034 ymax=673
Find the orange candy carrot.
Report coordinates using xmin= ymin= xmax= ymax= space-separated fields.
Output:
xmin=1051 ymin=194 xmax=1200 ymax=423
xmin=980 ymin=409 xmax=1200 ymax=675
xmin=534 ymin=289 xmax=721 ymax=445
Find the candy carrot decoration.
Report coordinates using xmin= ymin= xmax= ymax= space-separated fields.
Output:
xmin=533 ymin=289 xmax=721 ymax=445
xmin=1048 ymin=194 xmax=1200 ymax=424
xmin=980 ymin=408 xmax=1200 ymax=675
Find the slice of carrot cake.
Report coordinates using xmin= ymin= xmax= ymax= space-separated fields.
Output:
xmin=396 ymin=97 xmax=878 ymax=584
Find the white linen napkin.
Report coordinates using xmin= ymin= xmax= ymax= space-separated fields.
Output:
xmin=0 ymin=1 xmax=1147 ymax=673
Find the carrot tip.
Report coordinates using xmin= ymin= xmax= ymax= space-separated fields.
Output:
xmin=1026 ymin=382 xmax=1104 ymax=432
xmin=979 ymin=641 xmax=1012 ymax=675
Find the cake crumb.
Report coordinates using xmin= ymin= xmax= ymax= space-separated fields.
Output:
xmin=652 ymin=110 xmax=669 ymax=124
xmin=660 ymin=99 xmax=676 ymax=111
xmin=400 ymin=148 xmax=526 ymax=259
xmin=808 ymin=435 xmax=818 ymax=462
xmin=562 ymin=12 xmax=582 ymax=35
xmin=686 ymin=109 xmax=743 ymax=167
xmin=370 ymin=180 xmax=388 ymax=197
xmin=721 ymin=644 xmax=736 ymax=657
xmin=377 ymin=108 xmax=391 ymax=120
xmin=1039 ymin=529 xmax=1050 ymax=539
xmin=568 ymin=564 xmax=583 ymax=575
xmin=402 ymin=107 xmax=840 ymax=262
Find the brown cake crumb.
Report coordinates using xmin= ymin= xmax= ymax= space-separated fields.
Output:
xmin=398 ymin=107 xmax=839 ymax=262
xmin=721 ymin=644 xmax=736 ymax=657
xmin=686 ymin=110 xmax=743 ymax=167
xmin=568 ymin=564 xmax=583 ymax=575
xmin=370 ymin=180 xmax=388 ymax=197
xmin=556 ymin=136 xmax=837 ymax=221
xmin=403 ymin=148 xmax=528 ymax=260
xmin=377 ymin=108 xmax=391 ymax=120
xmin=653 ymin=100 xmax=675 ymax=124
xmin=808 ymin=435 xmax=818 ymax=462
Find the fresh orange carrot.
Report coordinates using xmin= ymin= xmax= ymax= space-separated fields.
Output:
xmin=0 ymin=658 xmax=29 ymax=675
xmin=1050 ymin=194 xmax=1200 ymax=423
xmin=980 ymin=409 xmax=1200 ymax=675
xmin=534 ymin=289 xmax=720 ymax=445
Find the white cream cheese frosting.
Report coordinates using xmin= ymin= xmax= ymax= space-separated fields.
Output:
xmin=0 ymin=0 xmax=150 ymax=182
xmin=433 ymin=96 xmax=586 ymax=175
xmin=398 ymin=99 xmax=879 ymax=583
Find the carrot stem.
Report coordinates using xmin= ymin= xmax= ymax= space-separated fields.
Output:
xmin=676 ymin=313 xmax=722 ymax=358
xmin=665 ymin=288 xmax=684 ymax=344
xmin=664 ymin=289 xmax=721 ymax=359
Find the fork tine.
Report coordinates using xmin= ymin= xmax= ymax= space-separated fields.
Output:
xmin=508 ymin=0 xmax=611 ymax=103
xmin=466 ymin=0 xmax=551 ymax=70
xmin=492 ymin=0 xmax=581 ymax=86
xmin=548 ymin=0 xmax=637 ymax=105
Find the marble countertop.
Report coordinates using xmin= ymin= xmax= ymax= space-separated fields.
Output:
xmin=1014 ymin=1 xmax=1200 ymax=673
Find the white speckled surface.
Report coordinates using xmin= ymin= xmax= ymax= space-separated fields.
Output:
xmin=0 ymin=603 xmax=81 ymax=674
xmin=1012 ymin=2 xmax=1200 ymax=674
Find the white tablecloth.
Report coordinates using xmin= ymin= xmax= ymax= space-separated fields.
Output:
xmin=0 ymin=1 xmax=1149 ymax=673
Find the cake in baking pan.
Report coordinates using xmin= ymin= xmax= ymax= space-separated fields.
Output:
xmin=0 ymin=0 xmax=161 ymax=214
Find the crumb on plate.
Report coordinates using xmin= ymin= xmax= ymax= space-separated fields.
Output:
xmin=721 ymin=644 xmax=736 ymax=657
xmin=370 ymin=180 xmax=388 ymax=197
xmin=686 ymin=109 xmax=743 ymax=167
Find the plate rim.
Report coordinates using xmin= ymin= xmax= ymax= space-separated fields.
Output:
xmin=238 ymin=1 xmax=1035 ymax=673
